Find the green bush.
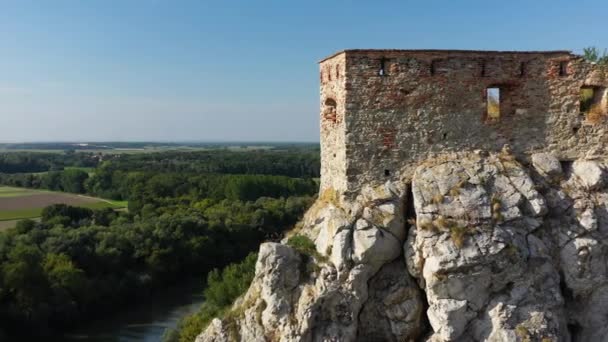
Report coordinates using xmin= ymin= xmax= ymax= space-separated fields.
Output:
xmin=286 ymin=234 xmax=317 ymax=256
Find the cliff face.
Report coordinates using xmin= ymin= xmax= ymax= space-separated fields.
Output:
xmin=196 ymin=151 xmax=608 ymax=342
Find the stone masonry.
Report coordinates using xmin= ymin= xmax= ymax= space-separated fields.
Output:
xmin=319 ymin=50 xmax=608 ymax=194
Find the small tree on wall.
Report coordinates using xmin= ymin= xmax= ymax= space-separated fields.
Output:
xmin=583 ymin=47 xmax=608 ymax=65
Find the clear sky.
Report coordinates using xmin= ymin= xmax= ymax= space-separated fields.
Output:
xmin=1 ymin=0 xmax=606 ymax=142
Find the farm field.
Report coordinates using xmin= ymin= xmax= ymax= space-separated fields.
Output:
xmin=0 ymin=186 xmax=127 ymax=229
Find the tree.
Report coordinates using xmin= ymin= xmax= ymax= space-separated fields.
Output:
xmin=43 ymin=254 xmax=87 ymax=300
xmin=583 ymin=47 xmax=608 ymax=65
xmin=1 ymin=244 xmax=49 ymax=319
xmin=41 ymin=172 xmax=62 ymax=191
xmin=60 ymin=169 xmax=89 ymax=193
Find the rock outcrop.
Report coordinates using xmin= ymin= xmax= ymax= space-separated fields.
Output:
xmin=196 ymin=151 xmax=608 ymax=342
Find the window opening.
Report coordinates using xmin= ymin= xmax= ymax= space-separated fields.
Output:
xmin=580 ymin=86 xmax=607 ymax=123
xmin=379 ymin=58 xmax=387 ymax=76
xmin=487 ymin=87 xmax=500 ymax=120
xmin=559 ymin=61 xmax=568 ymax=76
xmin=323 ymin=98 xmax=338 ymax=123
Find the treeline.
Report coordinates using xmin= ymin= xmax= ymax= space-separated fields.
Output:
xmin=0 ymin=169 xmax=90 ymax=194
xmin=99 ymin=149 xmax=320 ymax=178
xmin=0 ymin=142 xmax=318 ymax=152
xmin=86 ymin=165 xmax=318 ymax=205
xmin=0 ymin=195 xmax=313 ymax=338
xmin=0 ymin=149 xmax=320 ymax=178
xmin=0 ymin=152 xmax=98 ymax=174
xmin=0 ymin=150 xmax=320 ymax=202
xmin=0 ymin=167 xmax=318 ymax=207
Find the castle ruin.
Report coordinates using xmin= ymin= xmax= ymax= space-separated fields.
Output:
xmin=319 ymin=50 xmax=608 ymax=193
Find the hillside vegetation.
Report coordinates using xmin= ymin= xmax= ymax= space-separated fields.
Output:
xmin=0 ymin=147 xmax=319 ymax=339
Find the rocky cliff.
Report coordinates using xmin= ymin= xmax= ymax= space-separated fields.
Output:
xmin=196 ymin=150 xmax=608 ymax=342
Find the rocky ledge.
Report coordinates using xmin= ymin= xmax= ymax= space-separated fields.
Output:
xmin=196 ymin=150 xmax=608 ymax=342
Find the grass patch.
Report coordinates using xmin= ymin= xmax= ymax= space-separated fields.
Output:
xmin=64 ymin=166 xmax=94 ymax=172
xmin=418 ymin=219 xmax=436 ymax=232
xmin=586 ymin=104 xmax=607 ymax=124
xmin=431 ymin=193 xmax=444 ymax=205
xmin=433 ymin=216 xmax=450 ymax=230
xmin=425 ymin=215 xmax=474 ymax=248
xmin=450 ymin=226 xmax=470 ymax=248
xmin=81 ymin=199 xmax=128 ymax=209
xmin=491 ymin=195 xmax=503 ymax=222
xmin=515 ymin=324 xmax=531 ymax=342
xmin=286 ymin=235 xmax=320 ymax=259
xmin=0 ymin=208 xmax=43 ymax=221
xmin=0 ymin=186 xmax=44 ymax=198
xmin=286 ymin=234 xmax=326 ymax=278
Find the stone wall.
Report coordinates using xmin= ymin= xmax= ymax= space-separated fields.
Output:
xmin=319 ymin=53 xmax=348 ymax=192
xmin=319 ymin=50 xmax=608 ymax=193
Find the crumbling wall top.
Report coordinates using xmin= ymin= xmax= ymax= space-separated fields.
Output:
xmin=319 ymin=49 xmax=575 ymax=64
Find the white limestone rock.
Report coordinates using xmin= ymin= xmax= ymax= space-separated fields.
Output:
xmin=573 ymin=159 xmax=606 ymax=190
xmin=352 ymin=219 xmax=402 ymax=273
xmin=531 ymin=152 xmax=563 ymax=179
xmin=196 ymin=153 xmax=608 ymax=342
xmin=196 ymin=179 xmax=423 ymax=342
xmin=357 ymin=260 xmax=423 ymax=342
xmin=406 ymin=152 xmax=565 ymax=341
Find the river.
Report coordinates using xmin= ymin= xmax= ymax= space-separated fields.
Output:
xmin=64 ymin=280 xmax=205 ymax=342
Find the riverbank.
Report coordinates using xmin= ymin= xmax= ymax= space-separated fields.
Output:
xmin=64 ymin=279 xmax=204 ymax=342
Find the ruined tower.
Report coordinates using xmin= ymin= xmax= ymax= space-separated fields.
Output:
xmin=319 ymin=50 xmax=608 ymax=194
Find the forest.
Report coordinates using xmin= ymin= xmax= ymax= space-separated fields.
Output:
xmin=0 ymin=147 xmax=319 ymax=339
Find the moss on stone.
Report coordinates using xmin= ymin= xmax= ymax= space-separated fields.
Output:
xmin=319 ymin=188 xmax=341 ymax=206
xmin=515 ymin=324 xmax=531 ymax=342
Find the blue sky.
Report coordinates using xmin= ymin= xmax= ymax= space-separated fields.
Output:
xmin=1 ymin=0 xmax=606 ymax=142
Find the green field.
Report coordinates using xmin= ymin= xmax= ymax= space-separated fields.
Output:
xmin=0 ymin=203 xmax=125 ymax=221
xmin=0 ymin=186 xmax=44 ymax=198
xmin=0 ymin=186 xmax=127 ymax=227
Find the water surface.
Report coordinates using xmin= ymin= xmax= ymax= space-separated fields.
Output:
xmin=65 ymin=281 xmax=204 ymax=342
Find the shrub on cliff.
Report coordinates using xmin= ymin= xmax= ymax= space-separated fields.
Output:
xmin=286 ymin=234 xmax=317 ymax=256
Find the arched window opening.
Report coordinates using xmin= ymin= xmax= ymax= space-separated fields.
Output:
xmin=323 ymin=98 xmax=338 ymax=123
